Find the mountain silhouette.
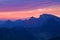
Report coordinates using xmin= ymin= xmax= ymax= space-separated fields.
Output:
xmin=37 ymin=14 xmax=60 ymax=30
xmin=32 ymin=14 xmax=60 ymax=40
xmin=0 ymin=20 xmax=14 ymax=28
xmin=39 ymin=14 xmax=60 ymax=32
xmin=0 ymin=14 xmax=60 ymax=40
xmin=0 ymin=14 xmax=60 ymax=28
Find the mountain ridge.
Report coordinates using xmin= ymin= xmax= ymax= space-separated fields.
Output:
xmin=0 ymin=14 xmax=60 ymax=28
xmin=0 ymin=14 xmax=60 ymax=40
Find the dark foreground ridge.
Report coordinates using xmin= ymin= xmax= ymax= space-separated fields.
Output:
xmin=0 ymin=14 xmax=60 ymax=40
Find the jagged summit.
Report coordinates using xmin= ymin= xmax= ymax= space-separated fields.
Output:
xmin=40 ymin=14 xmax=55 ymax=16
xmin=39 ymin=14 xmax=59 ymax=19
xmin=38 ymin=14 xmax=60 ymax=22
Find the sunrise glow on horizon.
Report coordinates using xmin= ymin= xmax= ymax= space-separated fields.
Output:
xmin=0 ymin=0 xmax=60 ymax=20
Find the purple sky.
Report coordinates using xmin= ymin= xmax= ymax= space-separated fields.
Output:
xmin=0 ymin=0 xmax=60 ymax=11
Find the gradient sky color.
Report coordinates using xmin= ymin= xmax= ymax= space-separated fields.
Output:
xmin=0 ymin=0 xmax=60 ymax=20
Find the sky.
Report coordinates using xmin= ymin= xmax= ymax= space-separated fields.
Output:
xmin=0 ymin=0 xmax=60 ymax=20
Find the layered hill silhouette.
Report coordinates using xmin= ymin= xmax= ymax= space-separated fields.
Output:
xmin=0 ymin=14 xmax=60 ymax=40
xmin=0 ymin=14 xmax=60 ymax=28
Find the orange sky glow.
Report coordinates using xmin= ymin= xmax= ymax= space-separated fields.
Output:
xmin=0 ymin=6 xmax=60 ymax=20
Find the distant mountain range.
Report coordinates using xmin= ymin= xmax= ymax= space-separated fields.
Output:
xmin=0 ymin=14 xmax=60 ymax=28
xmin=0 ymin=14 xmax=60 ymax=40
